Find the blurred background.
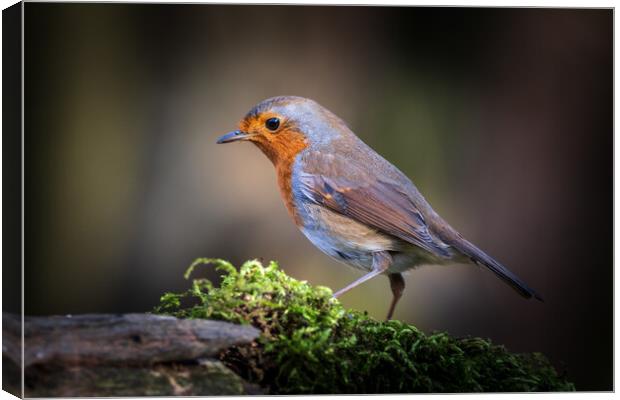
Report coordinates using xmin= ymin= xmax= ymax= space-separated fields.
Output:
xmin=20 ymin=4 xmax=611 ymax=390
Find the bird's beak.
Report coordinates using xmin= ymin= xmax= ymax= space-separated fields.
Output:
xmin=216 ymin=130 xmax=254 ymax=144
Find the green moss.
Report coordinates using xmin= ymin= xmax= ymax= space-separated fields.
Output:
xmin=154 ymin=258 xmax=574 ymax=394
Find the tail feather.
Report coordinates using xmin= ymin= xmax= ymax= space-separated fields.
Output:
xmin=456 ymin=239 xmax=543 ymax=301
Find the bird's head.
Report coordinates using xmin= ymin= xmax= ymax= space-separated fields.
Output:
xmin=217 ymin=96 xmax=348 ymax=165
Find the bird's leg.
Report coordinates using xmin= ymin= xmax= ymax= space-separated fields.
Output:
xmin=386 ymin=273 xmax=405 ymax=321
xmin=333 ymin=251 xmax=392 ymax=298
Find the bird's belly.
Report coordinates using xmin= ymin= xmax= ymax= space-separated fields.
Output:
xmin=297 ymin=204 xmax=402 ymax=271
xmin=296 ymin=204 xmax=453 ymax=273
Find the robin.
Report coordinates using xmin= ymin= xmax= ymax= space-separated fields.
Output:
xmin=217 ymin=96 xmax=542 ymax=320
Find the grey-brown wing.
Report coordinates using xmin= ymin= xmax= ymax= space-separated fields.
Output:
xmin=297 ymin=172 xmax=451 ymax=258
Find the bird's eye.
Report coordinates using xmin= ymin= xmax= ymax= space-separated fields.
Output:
xmin=265 ymin=117 xmax=280 ymax=131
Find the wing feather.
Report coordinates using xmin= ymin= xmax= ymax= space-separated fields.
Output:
xmin=297 ymin=172 xmax=451 ymax=258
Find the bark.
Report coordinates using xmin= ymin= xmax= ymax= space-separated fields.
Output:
xmin=2 ymin=313 xmax=262 ymax=397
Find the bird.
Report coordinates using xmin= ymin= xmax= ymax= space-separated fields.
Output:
xmin=217 ymin=96 xmax=542 ymax=320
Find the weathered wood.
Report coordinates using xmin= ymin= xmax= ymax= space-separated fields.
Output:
xmin=18 ymin=360 xmax=262 ymax=397
xmin=4 ymin=313 xmax=258 ymax=367
xmin=2 ymin=313 xmax=262 ymax=396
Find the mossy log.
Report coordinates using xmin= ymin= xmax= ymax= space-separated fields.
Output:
xmin=3 ymin=258 xmax=575 ymax=396
xmin=155 ymin=258 xmax=575 ymax=394
xmin=2 ymin=313 xmax=262 ymax=397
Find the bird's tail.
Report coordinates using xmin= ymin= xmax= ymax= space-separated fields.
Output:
xmin=455 ymin=238 xmax=543 ymax=301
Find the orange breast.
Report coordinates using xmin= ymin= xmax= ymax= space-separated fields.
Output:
xmin=251 ymin=127 xmax=308 ymax=226
xmin=276 ymin=160 xmax=303 ymax=225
